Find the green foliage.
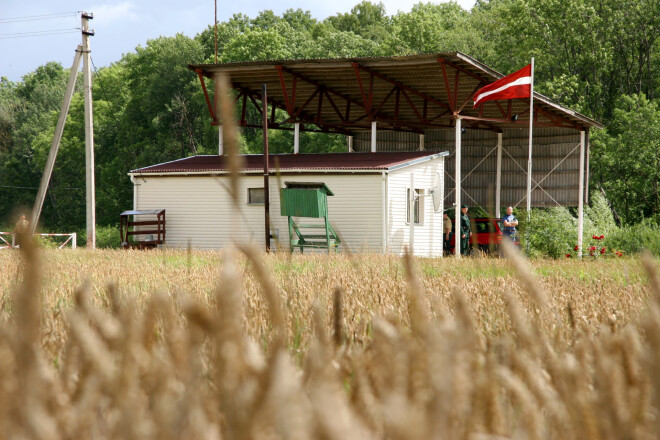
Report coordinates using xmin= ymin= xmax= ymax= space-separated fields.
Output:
xmin=522 ymin=192 xmax=619 ymax=258
xmin=604 ymin=219 xmax=660 ymax=256
xmin=520 ymin=208 xmax=577 ymax=258
xmin=95 ymin=225 xmax=121 ymax=249
xmin=3 ymin=0 xmax=660 ymax=235
xmin=591 ymin=94 xmax=660 ymax=223
xmin=391 ymin=2 xmax=479 ymax=54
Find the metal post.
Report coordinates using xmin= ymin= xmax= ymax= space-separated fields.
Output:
xmin=455 ymin=117 xmax=462 ymax=259
xmin=585 ymin=128 xmax=590 ymax=204
xmin=262 ymin=84 xmax=271 ymax=252
xmin=30 ymin=47 xmax=82 ymax=234
xmin=371 ymin=121 xmax=377 ymax=152
xmin=294 ymin=122 xmax=300 ymax=154
xmin=218 ymin=125 xmax=223 ymax=155
xmin=526 ymin=57 xmax=535 ymax=216
xmin=214 ymin=73 xmax=223 ymax=155
xmin=347 ymin=135 xmax=354 ymax=152
xmin=419 ymin=134 xmax=425 ymax=151
xmin=578 ymin=130 xmax=585 ymax=257
xmin=495 ymin=132 xmax=503 ymax=218
xmin=82 ymin=12 xmax=96 ymax=248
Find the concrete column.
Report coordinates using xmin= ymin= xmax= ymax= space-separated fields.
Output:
xmin=294 ymin=122 xmax=300 ymax=154
xmin=347 ymin=135 xmax=354 ymax=152
xmin=419 ymin=134 xmax=425 ymax=151
xmin=371 ymin=121 xmax=377 ymax=152
xmin=82 ymin=12 xmax=96 ymax=248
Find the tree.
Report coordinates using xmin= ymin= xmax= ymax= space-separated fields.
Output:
xmin=390 ymin=2 xmax=480 ymax=54
xmin=591 ymin=93 xmax=660 ymax=223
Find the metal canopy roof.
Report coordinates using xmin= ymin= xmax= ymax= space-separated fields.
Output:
xmin=189 ymin=52 xmax=602 ymax=135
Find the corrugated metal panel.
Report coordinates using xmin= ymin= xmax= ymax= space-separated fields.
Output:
xmin=356 ymin=127 xmax=583 ymax=208
xmin=387 ymin=158 xmax=445 ymax=257
xmin=135 ymin=174 xmax=384 ymax=252
xmin=191 ymin=53 xmax=602 ymax=130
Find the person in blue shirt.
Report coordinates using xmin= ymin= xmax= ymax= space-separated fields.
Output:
xmin=502 ymin=206 xmax=518 ymax=241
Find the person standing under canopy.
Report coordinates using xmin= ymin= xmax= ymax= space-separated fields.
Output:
xmin=460 ymin=205 xmax=471 ymax=256
xmin=443 ymin=212 xmax=452 ymax=255
xmin=502 ymin=206 xmax=518 ymax=241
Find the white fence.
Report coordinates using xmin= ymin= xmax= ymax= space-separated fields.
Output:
xmin=0 ymin=232 xmax=77 ymax=249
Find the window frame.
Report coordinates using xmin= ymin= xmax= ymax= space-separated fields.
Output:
xmin=247 ymin=187 xmax=265 ymax=205
xmin=406 ymin=188 xmax=425 ymax=225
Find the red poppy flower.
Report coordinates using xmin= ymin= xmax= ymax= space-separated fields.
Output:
xmin=592 ymin=235 xmax=597 ymax=239
xmin=589 ymin=246 xmax=597 ymax=251
xmin=566 ymin=254 xmax=572 ymax=258
xmin=574 ymin=245 xmax=579 ymax=251
xmin=600 ymin=235 xmax=604 ymax=239
xmin=600 ymin=247 xmax=606 ymax=254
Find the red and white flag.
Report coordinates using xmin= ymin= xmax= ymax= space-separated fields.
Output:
xmin=473 ymin=64 xmax=532 ymax=107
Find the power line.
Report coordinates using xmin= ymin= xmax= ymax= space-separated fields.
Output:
xmin=0 ymin=12 xmax=79 ymax=24
xmin=0 ymin=185 xmax=83 ymax=191
xmin=0 ymin=29 xmax=79 ymax=40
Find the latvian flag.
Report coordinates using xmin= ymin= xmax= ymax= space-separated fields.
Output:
xmin=473 ymin=64 xmax=532 ymax=108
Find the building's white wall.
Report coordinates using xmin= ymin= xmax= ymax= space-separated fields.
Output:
xmin=134 ymin=173 xmax=384 ymax=252
xmin=386 ymin=158 xmax=444 ymax=257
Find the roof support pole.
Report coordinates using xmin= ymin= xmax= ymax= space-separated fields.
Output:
xmin=382 ymin=171 xmax=387 ymax=254
xmin=585 ymin=128 xmax=590 ymax=204
xmin=82 ymin=12 xmax=96 ymax=249
xmin=218 ymin=126 xmax=224 ymax=155
xmin=262 ymin=84 xmax=271 ymax=253
xmin=409 ymin=173 xmax=414 ymax=255
xmin=419 ymin=134 xmax=425 ymax=151
xmin=30 ymin=46 xmax=82 ymax=235
xmin=455 ymin=117 xmax=462 ymax=259
xmin=577 ymin=130 xmax=585 ymax=258
xmin=215 ymin=73 xmax=223 ymax=155
xmin=294 ymin=122 xmax=300 ymax=154
xmin=495 ymin=132 xmax=503 ymax=218
xmin=526 ymin=58 xmax=535 ymax=216
xmin=347 ymin=135 xmax=354 ymax=152
xmin=371 ymin=121 xmax=377 ymax=153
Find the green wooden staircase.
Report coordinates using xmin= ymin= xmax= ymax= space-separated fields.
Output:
xmin=280 ymin=182 xmax=340 ymax=253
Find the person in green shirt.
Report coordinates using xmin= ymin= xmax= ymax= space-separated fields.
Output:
xmin=460 ymin=205 xmax=472 ymax=256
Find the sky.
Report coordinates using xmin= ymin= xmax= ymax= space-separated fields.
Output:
xmin=1 ymin=0 xmax=476 ymax=83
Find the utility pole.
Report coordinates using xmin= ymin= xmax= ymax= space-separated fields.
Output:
xmin=82 ymin=11 xmax=96 ymax=248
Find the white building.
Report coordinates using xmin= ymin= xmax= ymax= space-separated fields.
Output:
xmin=128 ymin=151 xmax=448 ymax=256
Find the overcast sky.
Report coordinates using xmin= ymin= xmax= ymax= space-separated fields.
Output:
xmin=1 ymin=0 xmax=476 ymax=82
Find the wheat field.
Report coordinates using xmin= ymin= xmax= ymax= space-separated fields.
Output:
xmin=1 ymin=239 xmax=659 ymax=439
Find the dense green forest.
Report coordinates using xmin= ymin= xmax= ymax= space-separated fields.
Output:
xmin=1 ymin=0 xmax=659 ymax=235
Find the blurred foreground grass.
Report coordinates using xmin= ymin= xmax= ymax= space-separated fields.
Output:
xmin=0 ymin=246 xmax=658 ymax=439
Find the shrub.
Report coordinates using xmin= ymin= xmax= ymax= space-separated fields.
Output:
xmin=77 ymin=225 xmax=121 ymax=249
xmin=605 ymin=219 xmax=660 ymax=256
xmin=519 ymin=207 xmax=577 ymax=258
xmin=521 ymin=192 xmax=622 ymax=258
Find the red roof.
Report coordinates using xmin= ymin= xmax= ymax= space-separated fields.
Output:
xmin=130 ymin=152 xmax=446 ymax=174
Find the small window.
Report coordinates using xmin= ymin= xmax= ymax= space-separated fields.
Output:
xmin=248 ymin=188 xmax=265 ymax=205
xmin=406 ymin=188 xmax=424 ymax=225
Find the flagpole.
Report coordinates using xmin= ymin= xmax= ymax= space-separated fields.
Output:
xmin=526 ymin=58 xmax=534 ymax=217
